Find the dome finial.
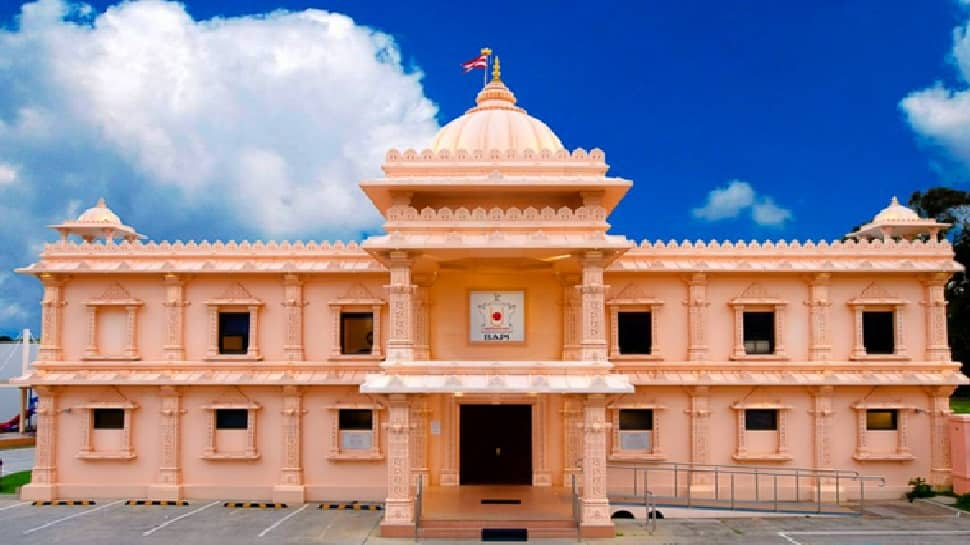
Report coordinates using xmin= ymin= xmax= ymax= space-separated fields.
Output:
xmin=96 ymin=197 xmax=106 ymax=208
xmin=492 ymin=56 xmax=501 ymax=82
xmin=890 ymin=195 xmax=899 ymax=205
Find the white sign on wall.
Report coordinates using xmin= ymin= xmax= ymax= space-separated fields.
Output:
xmin=469 ymin=291 xmax=525 ymax=343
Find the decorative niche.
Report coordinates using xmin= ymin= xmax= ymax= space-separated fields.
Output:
xmin=326 ymin=402 xmax=385 ymax=462
xmin=731 ymin=400 xmax=792 ymax=462
xmin=607 ymin=401 xmax=666 ymax=461
xmin=851 ymin=401 xmax=915 ymax=462
xmin=76 ymin=390 xmax=139 ymax=461
xmin=83 ymin=283 xmax=143 ymax=360
xmin=201 ymin=389 xmax=261 ymax=461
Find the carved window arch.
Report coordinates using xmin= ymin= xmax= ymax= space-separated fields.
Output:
xmin=851 ymin=400 xmax=915 ymax=461
xmin=607 ymin=400 xmax=666 ymax=461
xmin=729 ymin=283 xmax=788 ymax=360
xmin=83 ymin=283 xmax=143 ymax=360
xmin=731 ymin=400 xmax=792 ymax=462
xmin=847 ymin=283 xmax=909 ymax=360
xmin=326 ymin=402 xmax=385 ymax=461
xmin=76 ymin=399 xmax=139 ymax=461
xmin=205 ymin=283 xmax=264 ymax=361
xmin=201 ymin=393 xmax=261 ymax=461
xmin=607 ymin=283 xmax=664 ymax=360
xmin=328 ymin=283 xmax=384 ymax=360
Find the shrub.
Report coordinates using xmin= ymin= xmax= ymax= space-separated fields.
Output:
xmin=905 ymin=477 xmax=934 ymax=502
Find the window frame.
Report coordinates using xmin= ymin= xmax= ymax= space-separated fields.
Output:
xmin=82 ymin=283 xmax=143 ymax=361
xmin=327 ymin=403 xmax=385 ymax=462
xmin=201 ymin=401 xmax=261 ymax=461
xmin=608 ymin=403 xmax=665 ymax=462
xmin=729 ymin=284 xmax=788 ymax=361
xmin=328 ymin=283 xmax=384 ymax=361
xmin=847 ymin=283 xmax=909 ymax=361
xmin=731 ymin=402 xmax=792 ymax=462
xmin=607 ymin=284 xmax=664 ymax=361
xmin=76 ymin=400 xmax=138 ymax=461
xmin=205 ymin=283 xmax=264 ymax=361
xmin=339 ymin=312 xmax=376 ymax=356
xmin=852 ymin=402 xmax=914 ymax=461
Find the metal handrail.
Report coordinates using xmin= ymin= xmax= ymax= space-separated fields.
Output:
xmin=571 ymin=474 xmax=580 ymax=531
xmin=608 ymin=461 xmax=885 ymax=515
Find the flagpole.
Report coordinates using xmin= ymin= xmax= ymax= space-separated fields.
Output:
xmin=481 ymin=47 xmax=492 ymax=87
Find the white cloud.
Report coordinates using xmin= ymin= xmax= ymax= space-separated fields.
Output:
xmin=691 ymin=179 xmax=793 ymax=227
xmin=0 ymin=162 xmax=16 ymax=184
xmin=900 ymin=8 xmax=970 ymax=170
xmin=0 ymin=0 xmax=441 ymax=331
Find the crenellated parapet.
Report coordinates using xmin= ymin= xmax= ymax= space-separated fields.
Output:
xmin=385 ymin=204 xmax=608 ymax=230
xmin=382 ymin=147 xmax=608 ymax=177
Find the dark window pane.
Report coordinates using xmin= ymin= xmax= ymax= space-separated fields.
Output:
xmin=866 ymin=409 xmax=898 ymax=430
xmin=743 ymin=312 xmax=774 ymax=355
xmin=219 ymin=312 xmax=250 ymax=355
xmin=619 ymin=409 xmax=653 ymax=431
xmin=863 ymin=311 xmax=894 ymax=355
xmin=93 ymin=408 xmax=124 ymax=430
xmin=341 ymin=312 xmax=374 ymax=355
xmin=339 ymin=409 xmax=373 ymax=430
xmin=215 ymin=408 xmax=248 ymax=430
xmin=618 ymin=312 xmax=652 ymax=355
xmin=745 ymin=409 xmax=778 ymax=431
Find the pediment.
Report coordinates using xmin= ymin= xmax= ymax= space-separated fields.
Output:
xmin=332 ymin=282 xmax=384 ymax=305
xmin=848 ymin=282 xmax=906 ymax=305
xmin=730 ymin=283 xmax=784 ymax=305
xmin=608 ymin=283 xmax=662 ymax=305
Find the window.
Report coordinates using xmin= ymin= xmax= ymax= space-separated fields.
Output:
xmin=328 ymin=283 xmax=384 ymax=360
xmin=617 ymin=312 xmax=652 ymax=355
xmin=848 ymin=283 xmax=908 ymax=360
xmin=219 ymin=312 xmax=250 ymax=355
xmin=205 ymin=283 xmax=264 ymax=360
xmin=852 ymin=403 xmax=913 ymax=461
xmin=328 ymin=404 xmax=384 ymax=461
xmin=93 ymin=408 xmax=125 ymax=430
xmin=729 ymin=284 xmax=787 ymax=360
xmin=863 ymin=311 xmax=894 ymax=355
xmin=609 ymin=404 xmax=665 ymax=461
xmin=607 ymin=285 xmax=664 ymax=360
xmin=866 ymin=409 xmax=898 ymax=431
xmin=202 ymin=402 xmax=261 ymax=461
xmin=340 ymin=313 xmax=374 ymax=355
xmin=743 ymin=312 xmax=775 ymax=355
xmin=77 ymin=402 xmax=138 ymax=461
xmin=732 ymin=403 xmax=791 ymax=461
xmin=745 ymin=409 xmax=778 ymax=431
xmin=215 ymin=408 xmax=248 ymax=430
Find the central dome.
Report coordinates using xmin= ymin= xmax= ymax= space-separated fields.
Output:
xmin=430 ymin=77 xmax=564 ymax=153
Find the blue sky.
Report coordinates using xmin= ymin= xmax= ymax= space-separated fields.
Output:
xmin=0 ymin=0 xmax=969 ymax=335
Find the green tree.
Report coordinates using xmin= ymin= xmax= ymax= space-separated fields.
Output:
xmin=907 ymin=188 xmax=970 ymax=391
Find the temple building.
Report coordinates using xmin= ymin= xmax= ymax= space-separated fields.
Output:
xmin=12 ymin=65 xmax=967 ymax=538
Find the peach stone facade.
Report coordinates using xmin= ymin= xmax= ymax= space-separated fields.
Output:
xmin=13 ymin=71 xmax=968 ymax=536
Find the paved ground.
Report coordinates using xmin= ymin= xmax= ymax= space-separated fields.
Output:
xmin=0 ymin=496 xmax=968 ymax=545
xmin=0 ymin=446 xmax=35 ymax=473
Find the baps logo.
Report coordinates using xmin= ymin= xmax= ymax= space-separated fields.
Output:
xmin=477 ymin=293 xmax=516 ymax=340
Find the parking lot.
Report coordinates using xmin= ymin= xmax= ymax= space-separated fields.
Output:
xmin=2 ymin=496 xmax=970 ymax=545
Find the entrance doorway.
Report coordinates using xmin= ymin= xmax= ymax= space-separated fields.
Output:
xmin=459 ymin=404 xmax=532 ymax=485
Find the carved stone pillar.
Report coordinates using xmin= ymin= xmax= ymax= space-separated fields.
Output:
xmin=440 ymin=394 xmax=458 ymax=486
xmin=686 ymin=386 xmax=711 ymax=488
xmin=580 ymin=394 xmax=613 ymax=537
xmin=561 ymin=396 xmax=583 ymax=485
xmin=273 ymin=386 xmax=305 ymax=503
xmin=559 ymin=274 xmax=581 ymax=360
xmin=927 ymin=385 xmax=955 ymax=488
xmin=412 ymin=273 xmax=436 ymax=360
xmin=806 ymin=273 xmax=832 ymax=361
xmin=809 ymin=386 xmax=833 ymax=471
xmin=386 ymin=252 xmax=416 ymax=362
xmin=163 ymin=274 xmax=188 ymax=361
xmin=686 ymin=273 xmax=709 ymax=361
xmin=533 ymin=396 xmax=551 ymax=486
xmin=282 ymin=274 xmax=306 ymax=362
xmin=381 ymin=394 xmax=414 ymax=536
xmin=409 ymin=395 xmax=430 ymax=486
xmin=148 ymin=386 xmax=183 ymax=500
xmin=922 ymin=274 xmax=951 ymax=362
xmin=39 ymin=274 xmax=66 ymax=361
xmin=22 ymin=386 xmax=58 ymax=500
xmin=579 ymin=252 xmax=608 ymax=362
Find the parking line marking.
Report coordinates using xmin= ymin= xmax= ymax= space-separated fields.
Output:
xmin=257 ymin=503 xmax=309 ymax=537
xmin=0 ymin=501 xmax=30 ymax=512
xmin=142 ymin=500 xmax=220 ymax=536
xmin=22 ymin=499 xmax=124 ymax=535
xmin=778 ymin=530 xmax=970 ymax=545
